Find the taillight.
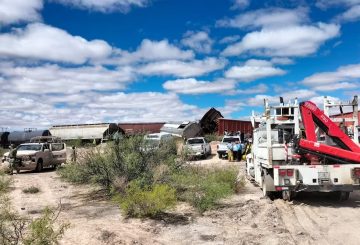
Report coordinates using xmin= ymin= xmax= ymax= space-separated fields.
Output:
xmin=353 ymin=168 xmax=360 ymax=178
xmin=287 ymin=169 xmax=294 ymax=177
xmin=279 ymin=169 xmax=286 ymax=176
xmin=279 ymin=169 xmax=294 ymax=177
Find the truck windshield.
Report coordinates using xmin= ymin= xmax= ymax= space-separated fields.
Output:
xmin=17 ymin=144 xmax=42 ymax=151
xmin=187 ymin=139 xmax=204 ymax=144
xmin=223 ymin=138 xmax=238 ymax=143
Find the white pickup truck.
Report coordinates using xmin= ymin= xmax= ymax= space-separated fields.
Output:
xmin=217 ymin=135 xmax=243 ymax=158
xmin=184 ymin=137 xmax=211 ymax=159
xmin=1 ymin=142 xmax=66 ymax=173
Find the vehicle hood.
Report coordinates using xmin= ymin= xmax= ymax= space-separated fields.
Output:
xmin=186 ymin=144 xmax=203 ymax=150
xmin=16 ymin=150 xmax=37 ymax=156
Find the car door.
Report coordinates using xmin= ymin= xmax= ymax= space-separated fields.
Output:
xmin=50 ymin=143 xmax=67 ymax=165
xmin=42 ymin=144 xmax=53 ymax=167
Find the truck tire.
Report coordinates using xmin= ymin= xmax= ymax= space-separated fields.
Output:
xmin=282 ymin=190 xmax=296 ymax=201
xmin=334 ymin=191 xmax=350 ymax=201
xmin=261 ymin=170 xmax=276 ymax=200
xmin=261 ymin=176 xmax=274 ymax=200
xmin=36 ymin=159 xmax=43 ymax=172
xmin=218 ymin=153 xmax=222 ymax=159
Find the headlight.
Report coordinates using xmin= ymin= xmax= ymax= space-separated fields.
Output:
xmin=22 ymin=156 xmax=31 ymax=161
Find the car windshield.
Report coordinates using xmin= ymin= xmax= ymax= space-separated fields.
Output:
xmin=187 ymin=139 xmax=204 ymax=144
xmin=17 ymin=144 xmax=42 ymax=151
xmin=223 ymin=137 xmax=238 ymax=143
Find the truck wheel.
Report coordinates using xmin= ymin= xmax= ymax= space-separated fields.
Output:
xmin=36 ymin=160 xmax=43 ymax=172
xmin=261 ymin=177 xmax=274 ymax=200
xmin=218 ymin=153 xmax=222 ymax=159
xmin=334 ymin=191 xmax=350 ymax=201
xmin=282 ymin=190 xmax=296 ymax=201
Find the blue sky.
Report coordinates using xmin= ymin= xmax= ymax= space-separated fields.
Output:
xmin=0 ymin=0 xmax=360 ymax=129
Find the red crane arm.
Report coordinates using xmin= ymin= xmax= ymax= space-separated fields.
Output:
xmin=299 ymin=101 xmax=360 ymax=163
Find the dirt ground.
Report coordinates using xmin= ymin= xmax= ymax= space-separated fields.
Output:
xmin=8 ymin=153 xmax=360 ymax=245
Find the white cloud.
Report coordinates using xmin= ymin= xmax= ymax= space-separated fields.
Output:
xmin=234 ymin=83 xmax=268 ymax=94
xmin=138 ymin=58 xmax=227 ymax=77
xmin=217 ymin=8 xmax=308 ymax=30
xmin=302 ymin=63 xmax=360 ymax=85
xmin=219 ymin=35 xmax=241 ymax=44
xmin=221 ymin=23 xmax=340 ymax=57
xmin=181 ymin=31 xmax=213 ymax=53
xmin=316 ymin=0 xmax=360 ymax=9
xmin=312 ymin=82 xmax=358 ymax=91
xmin=0 ymin=63 xmax=134 ymax=94
xmin=0 ymin=91 xmax=206 ymax=128
xmin=225 ymin=59 xmax=286 ymax=81
xmin=109 ymin=39 xmax=194 ymax=64
xmin=301 ymin=63 xmax=360 ymax=91
xmin=270 ymin=57 xmax=294 ymax=65
xmin=247 ymin=89 xmax=317 ymax=106
xmin=53 ymin=0 xmax=149 ymax=13
xmin=0 ymin=23 xmax=112 ymax=64
xmin=231 ymin=0 xmax=250 ymax=10
xmin=0 ymin=0 xmax=42 ymax=26
xmin=163 ymin=78 xmax=236 ymax=94
xmin=337 ymin=5 xmax=360 ymax=22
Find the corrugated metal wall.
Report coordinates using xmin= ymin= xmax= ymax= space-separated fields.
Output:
xmin=217 ymin=119 xmax=253 ymax=136
xmin=118 ymin=122 xmax=165 ymax=135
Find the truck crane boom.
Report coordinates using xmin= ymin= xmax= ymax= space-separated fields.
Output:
xmin=298 ymin=101 xmax=360 ymax=164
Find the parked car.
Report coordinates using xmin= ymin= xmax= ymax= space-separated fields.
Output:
xmin=1 ymin=140 xmax=66 ymax=173
xmin=217 ymin=135 xmax=244 ymax=158
xmin=143 ymin=132 xmax=173 ymax=151
xmin=184 ymin=137 xmax=211 ymax=159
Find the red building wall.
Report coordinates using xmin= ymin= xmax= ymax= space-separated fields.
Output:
xmin=217 ymin=118 xmax=253 ymax=136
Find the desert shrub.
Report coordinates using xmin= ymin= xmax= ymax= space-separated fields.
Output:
xmin=57 ymin=163 xmax=89 ymax=184
xmin=58 ymin=136 xmax=182 ymax=193
xmin=117 ymin=181 xmax=176 ymax=218
xmin=23 ymin=207 xmax=70 ymax=245
xmin=171 ymin=167 xmax=242 ymax=213
xmin=23 ymin=186 xmax=40 ymax=194
xmin=0 ymin=171 xmax=11 ymax=195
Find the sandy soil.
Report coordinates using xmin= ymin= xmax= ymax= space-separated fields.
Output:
xmin=8 ymin=154 xmax=360 ymax=245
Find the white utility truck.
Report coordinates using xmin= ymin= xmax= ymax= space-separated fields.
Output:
xmin=246 ymin=96 xmax=360 ymax=201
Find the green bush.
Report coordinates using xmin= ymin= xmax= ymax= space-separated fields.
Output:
xmin=23 ymin=186 xmax=40 ymax=194
xmin=117 ymin=181 xmax=176 ymax=218
xmin=57 ymin=163 xmax=90 ymax=184
xmin=23 ymin=208 xmax=70 ymax=245
xmin=58 ymin=136 xmax=182 ymax=192
xmin=171 ymin=167 xmax=242 ymax=213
